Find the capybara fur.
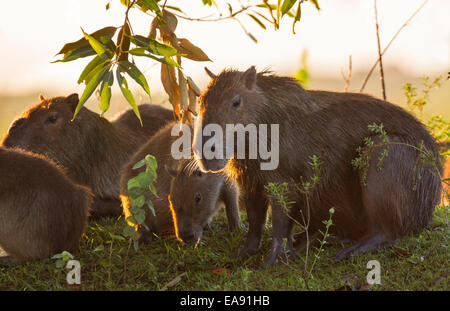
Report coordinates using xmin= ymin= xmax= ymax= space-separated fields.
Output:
xmin=120 ymin=121 xmax=239 ymax=244
xmin=0 ymin=147 xmax=91 ymax=264
xmin=2 ymin=94 xmax=172 ymax=217
xmin=193 ymin=67 xmax=442 ymax=266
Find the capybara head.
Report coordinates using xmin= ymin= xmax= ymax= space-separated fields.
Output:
xmin=193 ymin=66 xmax=267 ymax=173
xmin=167 ymin=163 xmax=223 ymax=244
xmin=2 ymin=93 xmax=103 ymax=167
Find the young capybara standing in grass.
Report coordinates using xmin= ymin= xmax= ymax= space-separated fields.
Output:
xmin=0 ymin=148 xmax=91 ymax=264
xmin=120 ymin=121 xmax=239 ymax=243
xmin=193 ymin=67 xmax=442 ymax=266
xmin=2 ymin=94 xmax=172 ymax=217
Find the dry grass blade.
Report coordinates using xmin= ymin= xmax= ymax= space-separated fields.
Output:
xmin=161 ymin=63 xmax=180 ymax=120
xmin=160 ymin=272 xmax=187 ymax=291
xmin=177 ymin=38 xmax=212 ymax=62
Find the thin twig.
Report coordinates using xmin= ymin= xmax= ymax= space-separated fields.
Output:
xmin=360 ymin=0 xmax=429 ymax=92
xmin=374 ymin=0 xmax=386 ymax=100
xmin=344 ymin=55 xmax=352 ymax=92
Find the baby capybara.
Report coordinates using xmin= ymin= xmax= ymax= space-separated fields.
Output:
xmin=0 ymin=147 xmax=91 ymax=264
xmin=120 ymin=121 xmax=239 ymax=244
xmin=2 ymin=94 xmax=172 ymax=217
xmin=194 ymin=67 xmax=442 ymax=266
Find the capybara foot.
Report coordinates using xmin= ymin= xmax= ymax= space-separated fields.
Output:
xmin=332 ymin=233 xmax=391 ymax=263
xmin=261 ymin=241 xmax=298 ymax=268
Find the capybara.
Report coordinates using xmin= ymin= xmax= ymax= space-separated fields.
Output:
xmin=0 ymin=147 xmax=91 ymax=264
xmin=193 ymin=67 xmax=442 ymax=266
xmin=120 ymin=121 xmax=240 ymax=243
xmin=2 ymin=93 xmax=172 ymax=217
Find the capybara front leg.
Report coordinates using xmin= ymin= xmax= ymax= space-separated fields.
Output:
xmin=235 ymin=190 xmax=268 ymax=259
xmin=220 ymin=182 xmax=240 ymax=231
xmin=262 ymin=203 xmax=297 ymax=267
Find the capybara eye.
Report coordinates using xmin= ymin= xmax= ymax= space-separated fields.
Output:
xmin=45 ymin=114 xmax=59 ymax=125
xmin=231 ymin=95 xmax=241 ymax=109
xmin=195 ymin=193 xmax=202 ymax=203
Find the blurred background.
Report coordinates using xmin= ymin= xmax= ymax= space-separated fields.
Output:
xmin=0 ymin=0 xmax=448 ymax=135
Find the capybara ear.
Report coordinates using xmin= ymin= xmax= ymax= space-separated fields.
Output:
xmin=243 ymin=66 xmax=257 ymax=90
xmin=39 ymin=94 xmax=45 ymax=101
xmin=65 ymin=93 xmax=79 ymax=111
xmin=204 ymin=67 xmax=217 ymax=79
xmin=165 ymin=165 xmax=179 ymax=178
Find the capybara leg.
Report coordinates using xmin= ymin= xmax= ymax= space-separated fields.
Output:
xmin=220 ymin=182 xmax=240 ymax=231
xmin=0 ymin=256 xmax=17 ymax=265
xmin=89 ymin=197 xmax=123 ymax=218
xmin=292 ymin=231 xmax=322 ymax=250
xmin=235 ymin=190 xmax=268 ymax=258
xmin=262 ymin=204 xmax=297 ymax=267
xmin=332 ymin=233 xmax=392 ymax=262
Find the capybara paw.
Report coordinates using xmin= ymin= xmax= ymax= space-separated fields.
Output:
xmin=261 ymin=246 xmax=298 ymax=268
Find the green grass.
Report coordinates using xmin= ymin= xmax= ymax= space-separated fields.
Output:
xmin=0 ymin=206 xmax=448 ymax=291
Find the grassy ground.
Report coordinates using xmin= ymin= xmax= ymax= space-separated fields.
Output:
xmin=0 ymin=205 xmax=448 ymax=291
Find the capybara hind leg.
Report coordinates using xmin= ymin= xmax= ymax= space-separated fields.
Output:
xmin=220 ymin=182 xmax=240 ymax=231
xmin=262 ymin=204 xmax=297 ymax=267
xmin=235 ymin=189 xmax=268 ymax=259
xmin=332 ymin=233 xmax=392 ymax=262
xmin=89 ymin=198 xmax=123 ymax=218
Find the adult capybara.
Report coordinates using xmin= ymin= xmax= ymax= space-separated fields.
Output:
xmin=193 ymin=67 xmax=442 ymax=266
xmin=2 ymin=93 xmax=172 ymax=217
xmin=120 ymin=121 xmax=239 ymax=243
xmin=0 ymin=147 xmax=91 ymax=264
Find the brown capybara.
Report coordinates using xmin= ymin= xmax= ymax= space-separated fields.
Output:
xmin=120 ymin=121 xmax=240 ymax=244
xmin=2 ymin=93 xmax=173 ymax=217
xmin=193 ymin=67 xmax=442 ymax=267
xmin=0 ymin=147 xmax=91 ymax=264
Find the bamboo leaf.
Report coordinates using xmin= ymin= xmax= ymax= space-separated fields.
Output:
xmin=118 ymin=60 xmax=151 ymax=96
xmin=131 ymin=35 xmax=177 ymax=57
xmin=247 ymin=13 xmax=267 ymax=30
xmin=281 ymin=0 xmax=297 ymax=16
xmin=116 ymin=67 xmax=142 ymax=126
xmin=99 ymin=70 xmax=113 ymax=115
xmin=177 ymin=38 xmax=211 ymax=62
xmin=55 ymin=26 xmax=117 ymax=55
xmin=73 ymin=63 xmax=111 ymax=120
xmin=77 ymin=55 xmax=104 ymax=84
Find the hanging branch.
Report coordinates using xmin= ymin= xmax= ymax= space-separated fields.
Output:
xmin=373 ymin=0 xmax=386 ymax=100
xmin=360 ymin=0 xmax=429 ymax=93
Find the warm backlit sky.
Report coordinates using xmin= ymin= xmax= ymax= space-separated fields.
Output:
xmin=0 ymin=0 xmax=448 ymax=96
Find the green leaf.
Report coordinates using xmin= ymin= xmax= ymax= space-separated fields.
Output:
xmin=73 ymin=62 xmax=111 ymax=120
xmin=132 ymin=158 xmax=147 ymax=170
xmin=116 ymin=67 xmax=143 ymax=126
xmin=145 ymin=155 xmax=158 ymax=171
xmin=130 ymin=35 xmax=177 ymax=57
xmin=77 ymin=55 xmax=104 ymax=84
xmin=127 ymin=177 xmax=141 ymax=191
xmin=149 ymin=183 xmax=158 ymax=197
xmin=51 ymin=45 xmax=96 ymax=63
xmin=147 ymin=200 xmax=156 ymax=217
xmin=118 ymin=60 xmax=151 ymax=96
xmin=281 ymin=0 xmax=297 ymax=16
xmin=55 ymin=26 xmax=117 ymax=56
xmin=137 ymin=0 xmax=161 ymax=13
xmin=128 ymin=187 xmax=145 ymax=198
xmin=131 ymin=195 xmax=146 ymax=208
xmin=137 ymin=171 xmax=153 ymax=187
xmin=123 ymin=225 xmax=136 ymax=237
xmin=129 ymin=48 xmax=182 ymax=68
xmin=133 ymin=209 xmax=146 ymax=224
xmin=247 ymin=13 xmax=267 ymax=29
xmin=81 ymin=27 xmax=109 ymax=59
xmin=99 ymin=70 xmax=113 ymax=115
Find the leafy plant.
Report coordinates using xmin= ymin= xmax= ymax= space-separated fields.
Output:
xmin=53 ymin=1 xmax=320 ymax=122
xmin=403 ymin=75 xmax=443 ymax=120
xmin=123 ymin=154 xmax=158 ymax=250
